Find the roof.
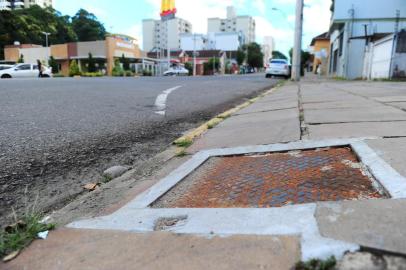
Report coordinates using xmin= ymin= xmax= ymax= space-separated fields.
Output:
xmin=310 ymin=32 xmax=330 ymax=46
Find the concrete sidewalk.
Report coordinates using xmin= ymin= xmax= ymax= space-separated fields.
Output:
xmin=4 ymin=77 xmax=406 ymax=270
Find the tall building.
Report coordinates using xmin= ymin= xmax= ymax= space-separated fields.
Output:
xmin=207 ymin=6 xmax=256 ymax=45
xmin=143 ymin=18 xmax=192 ymax=53
xmin=262 ymin=36 xmax=275 ymax=65
xmin=0 ymin=0 xmax=52 ymax=10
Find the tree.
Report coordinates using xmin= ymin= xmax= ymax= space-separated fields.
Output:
xmin=272 ymin=51 xmax=288 ymax=60
xmin=0 ymin=6 xmax=77 ymax=59
xmin=87 ymin=53 xmax=96 ymax=72
xmin=48 ymin=56 xmax=59 ymax=73
xmin=236 ymin=48 xmax=246 ymax=66
xmin=17 ymin=54 xmax=24 ymax=63
xmin=246 ymin=42 xmax=263 ymax=68
xmin=69 ymin=60 xmax=81 ymax=76
xmin=120 ymin=54 xmax=130 ymax=71
xmin=289 ymin=48 xmax=311 ymax=76
xmin=71 ymin=9 xmax=106 ymax=41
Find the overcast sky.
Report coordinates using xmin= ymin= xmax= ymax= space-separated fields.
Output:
xmin=55 ymin=0 xmax=332 ymax=56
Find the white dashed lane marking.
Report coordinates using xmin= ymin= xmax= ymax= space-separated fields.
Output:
xmin=154 ymin=85 xmax=182 ymax=116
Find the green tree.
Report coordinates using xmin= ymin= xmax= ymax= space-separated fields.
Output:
xmin=0 ymin=6 xmax=77 ymax=59
xmin=272 ymin=50 xmax=288 ymax=60
xmin=236 ymin=48 xmax=246 ymax=66
xmin=71 ymin=9 xmax=106 ymax=41
xmin=120 ymin=54 xmax=130 ymax=71
xmin=246 ymin=42 xmax=263 ymax=68
xmin=48 ymin=56 xmax=59 ymax=73
xmin=69 ymin=60 xmax=81 ymax=76
xmin=184 ymin=62 xmax=193 ymax=76
xmin=87 ymin=53 xmax=96 ymax=72
xmin=112 ymin=59 xmax=124 ymax=76
xmin=17 ymin=54 xmax=24 ymax=63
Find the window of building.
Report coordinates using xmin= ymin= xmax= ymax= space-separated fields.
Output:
xmin=338 ymin=33 xmax=344 ymax=56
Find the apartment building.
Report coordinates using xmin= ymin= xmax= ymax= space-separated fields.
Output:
xmin=143 ymin=17 xmax=192 ymax=53
xmin=0 ymin=0 xmax=52 ymax=10
xmin=208 ymin=6 xmax=256 ymax=45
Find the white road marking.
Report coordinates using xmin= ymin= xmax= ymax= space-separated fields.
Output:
xmin=154 ymin=85 xmax=182 ymax=116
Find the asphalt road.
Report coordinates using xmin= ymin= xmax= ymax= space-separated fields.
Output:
xmin=0 ymin=74 xmax=278 ymax=223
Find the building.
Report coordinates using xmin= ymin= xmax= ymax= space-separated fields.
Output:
xmin=180 ymin=32 xmax=243 ymax=51
xmin=362 ymin=29 xmax=406 ymax=80
xmin=0 ymin=0 xmax=52 ymax=10
xmin=309 ymin=32 xmax=330 ymax=75
xmin=142 ymin=17 xmax=192 ymax=53
xmin=329 ymin=0 xmax=406 ymax=79
xmin=4 ymin=35 xmax=142 ymax=76
xmin=262 ymin=36 xmax=275 ymax=66
xmin=208 ymin=6 xmax=256 ymax=45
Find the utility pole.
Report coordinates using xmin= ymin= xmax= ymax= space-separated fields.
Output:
xmin=193 ymin=34 xmax=197 ymax=76
xmin=291 ymin=0 xmax=303 ymax=81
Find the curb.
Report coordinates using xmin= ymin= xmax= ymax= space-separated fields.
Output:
xmin=173 ymin=81 xmax=286 ymax=152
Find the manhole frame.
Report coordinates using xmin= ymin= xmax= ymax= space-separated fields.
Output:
xmin=129 ymin=138 xmax=406 ymax=209
xmin=68 ymin=138 xmax=406 ymax=261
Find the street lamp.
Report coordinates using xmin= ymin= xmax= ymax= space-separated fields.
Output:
xmin=41 ymin=31 xmax=51 ymax=62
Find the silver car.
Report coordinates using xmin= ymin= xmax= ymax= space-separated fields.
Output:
xmin=265 ymin=59 xmax=291 ymax=79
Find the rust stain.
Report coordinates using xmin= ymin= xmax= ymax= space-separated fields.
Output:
xmin=161 ymin=147 xmax=384 ymax=208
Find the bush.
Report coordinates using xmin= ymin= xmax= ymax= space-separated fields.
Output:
xmin=82 ymin=71 xmax=103 ymax=77
xmin=69 ymin=60 xmax=81 ymax=77
xmin=142 ymin=70 xmax=152 ymax=76
xmin=112 ymin=59 xmax=124 ymax=77
xmin=124 ymin=70 xmax=134 ymax=77
xmin=48 ymin=56 xmax=59 ymax=74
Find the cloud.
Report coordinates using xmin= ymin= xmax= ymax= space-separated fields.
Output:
xmin=124 ymin=24 xmax=143 ymax=47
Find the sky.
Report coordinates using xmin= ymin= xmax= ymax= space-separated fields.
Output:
xmin=54 ymin=0 xmax=332 ymax=56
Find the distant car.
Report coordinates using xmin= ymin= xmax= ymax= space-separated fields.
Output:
xmin=0 ymin=63 xmax=52 ymax=79
xmin=265 ymin=59 xmax=291 ymax=79
xmin=0 ymin=64 xmax=13 ymax=71
xmin=163 ymin=66 xmax=189 ymax=76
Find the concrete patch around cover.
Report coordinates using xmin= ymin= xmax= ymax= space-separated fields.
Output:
xmin=68 ymin=138 xmax=406 ymax=261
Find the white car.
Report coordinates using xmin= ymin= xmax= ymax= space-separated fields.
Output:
xmin=163 ymin=66 xmax=189 ymax=76
xmin=0 ymin=64 xmax=13 ymax=70
xmin=265 ymin=59 xmax=291 ymax=79
xmin=0 ymin=63 xmax=52 ymax=79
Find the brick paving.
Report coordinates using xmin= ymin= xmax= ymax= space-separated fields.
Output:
xmin=156 ymin=147 xmax=384 ymax=208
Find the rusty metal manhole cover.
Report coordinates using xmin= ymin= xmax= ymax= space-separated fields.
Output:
xmin=152 ymin=147 xmax=385 ymax=208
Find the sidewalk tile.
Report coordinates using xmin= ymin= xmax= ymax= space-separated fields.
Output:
xmin=3 ymin=229 xmax=301 ymax=270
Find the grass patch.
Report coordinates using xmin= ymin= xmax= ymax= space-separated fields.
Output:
xmin=294 ymin=256 xmax=336 ymax=270
xmin=0 ymin=212 xmax=55 ymax=259
xmin=174 ymin=138 xmax=193 ymax=148
xmin=332 ymin=76 xmax=347 ymax=81
xmin=102 ymin=175 xmax=113 ymax=183
xmin=175 ymin=148 xmax=188 ymax=157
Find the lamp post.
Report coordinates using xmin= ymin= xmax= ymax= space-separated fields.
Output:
xmin=292 ymin=0 xmax=303 ymax=81
xmin=41 ymin=31 xmax=51 ymax=62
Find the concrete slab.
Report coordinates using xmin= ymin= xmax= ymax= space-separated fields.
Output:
xmin=308 ymin=122 xmax=406 ymax=140
xmin=189 ymin=109 xmax=300 ymax=152
xmin=367 ymin=138 xmax=406 ymax=177
xmin=303 ymin=100 xmax=378 ymax=110
xmin=373 ymin=96 xmax=406 ymax=103
xmin=235 ymin=100 xmax=297 ymax=115
xmin=316 ymin=199 xmax=406 ymax=255
xmin=389 ymin=102 xmax=406 ymax=110
xmin=305 ymin=107 xmax=406 ymax=124
xmin=3 ymin=229 xmax=301 ymax=270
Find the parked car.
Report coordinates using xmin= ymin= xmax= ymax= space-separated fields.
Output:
xmin=163 ymin=66 xmax=189 ymax=76
xmin=0 ymin=64 xmax=13 ymax=71
xmin=0 ymin=63 xmax=52 ymax=79
xmin=265 ymin=59 xmax=291 ymax=79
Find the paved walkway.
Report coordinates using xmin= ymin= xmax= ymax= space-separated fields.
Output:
xmin=4 ymin=77 xmax=406 ymax=270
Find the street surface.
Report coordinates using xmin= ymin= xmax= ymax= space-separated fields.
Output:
xmin=0 ymin=74 xmax=278 ymax=224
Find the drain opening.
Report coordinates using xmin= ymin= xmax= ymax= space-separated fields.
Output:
xmin=152 ymin=147 xmax=388 ymax=208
